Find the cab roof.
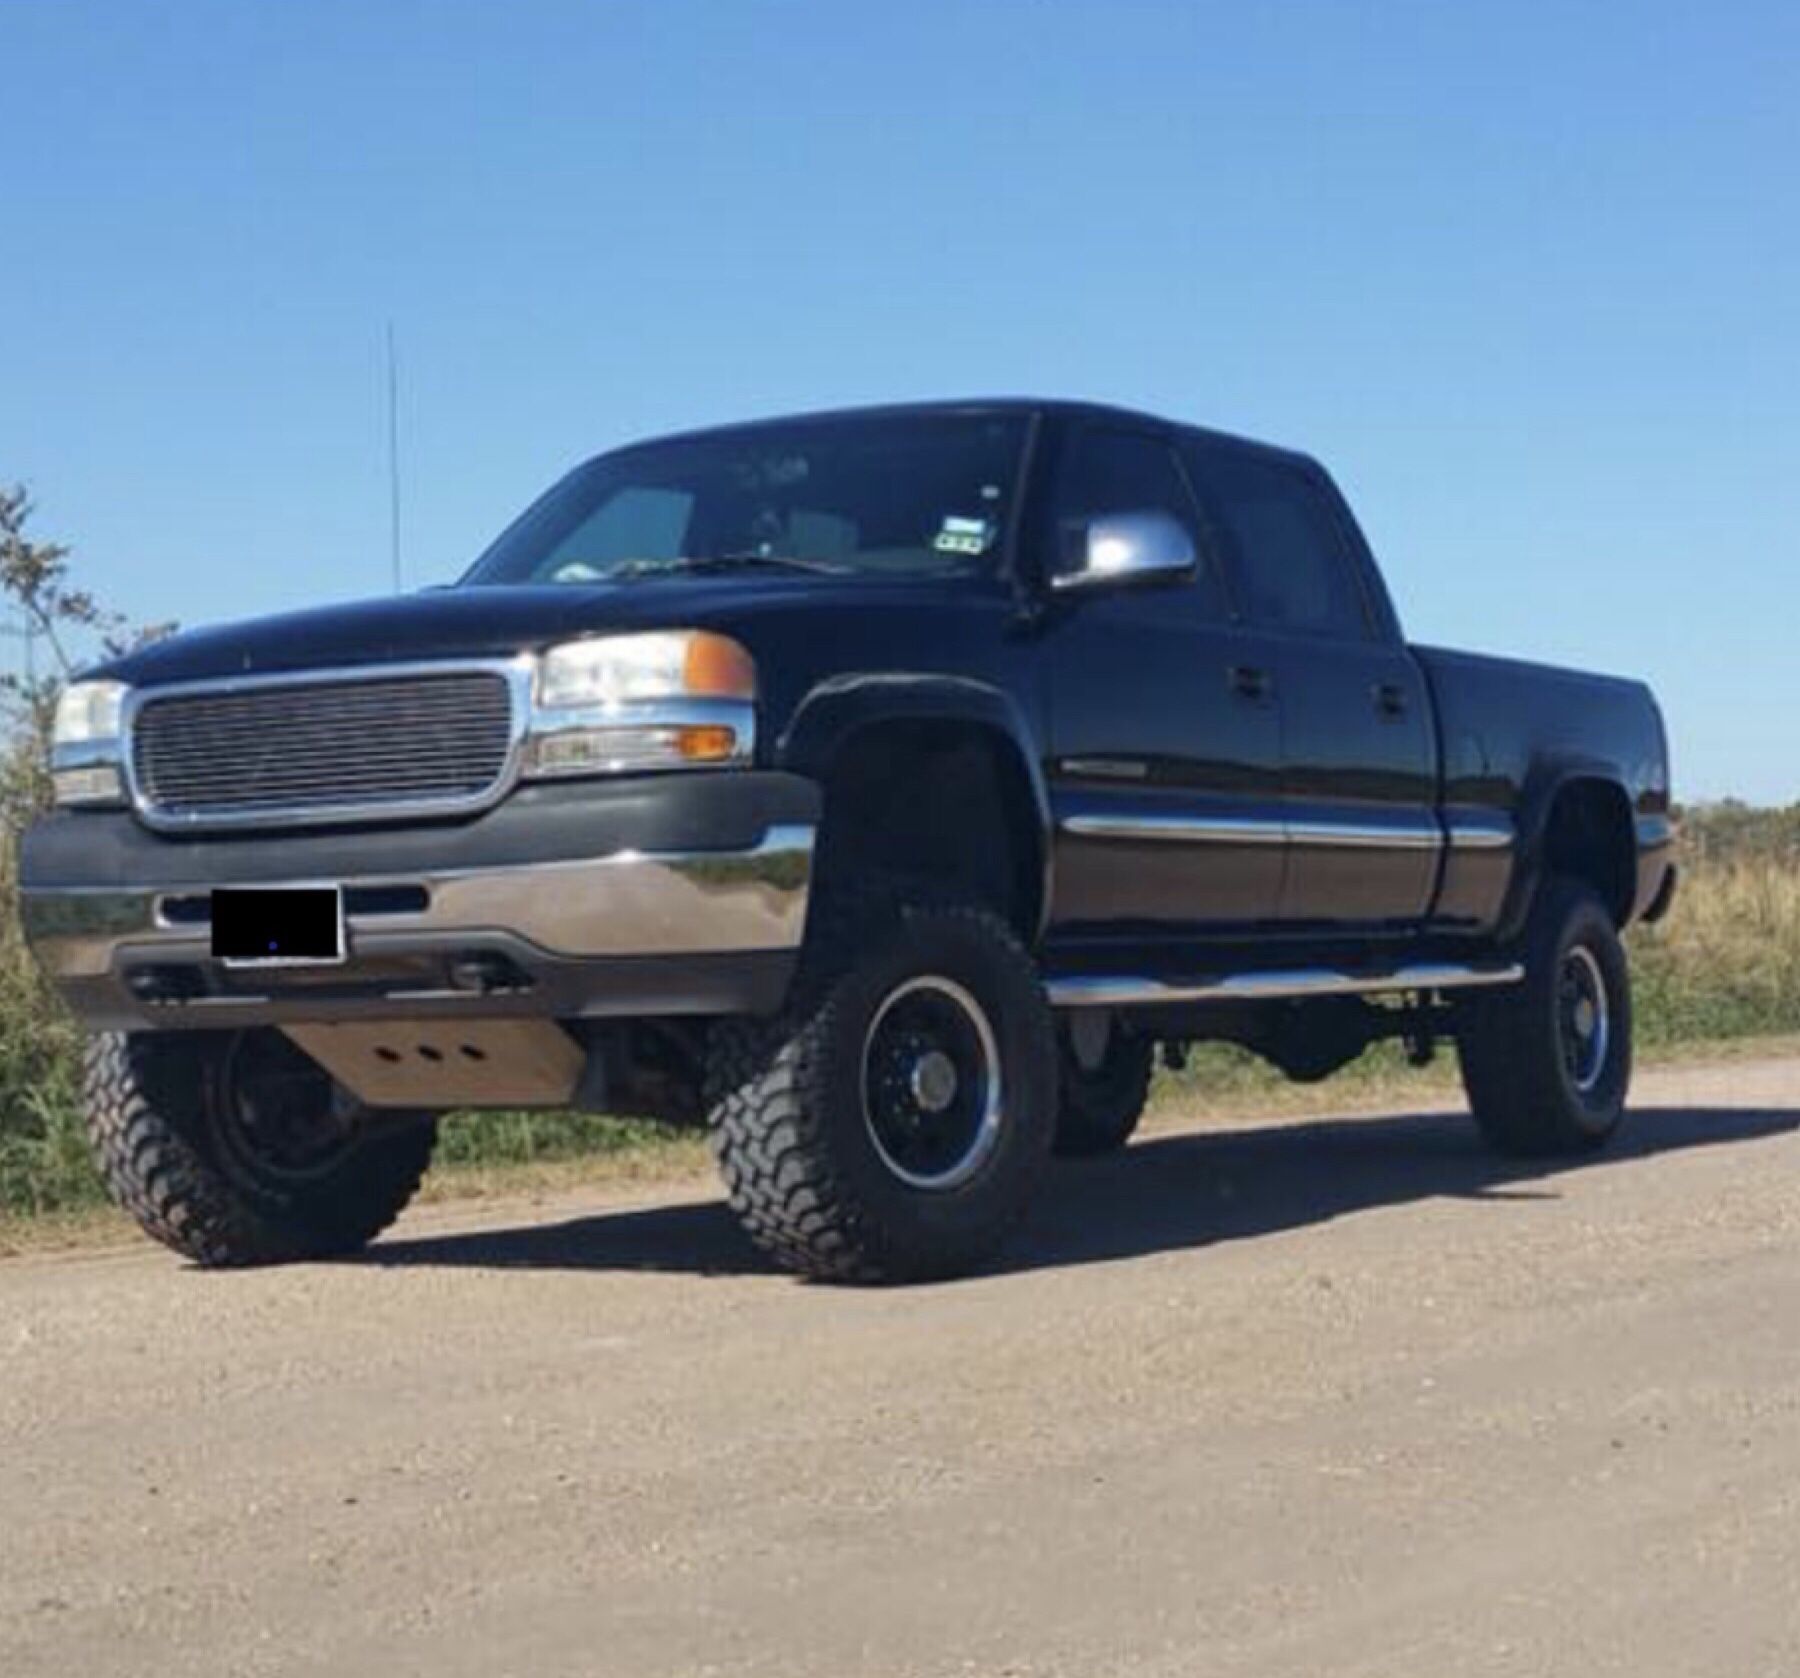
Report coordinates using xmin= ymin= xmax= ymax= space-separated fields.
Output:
xmin=607 ymin=398 xmax=1320 ymax=474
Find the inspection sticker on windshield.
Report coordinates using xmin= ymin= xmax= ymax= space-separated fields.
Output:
xmin=933 ymin=515 xmax=994 ymax=557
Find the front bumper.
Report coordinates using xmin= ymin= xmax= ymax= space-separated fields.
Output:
xmin=21 ymin=774 xmax=819 ymax=1031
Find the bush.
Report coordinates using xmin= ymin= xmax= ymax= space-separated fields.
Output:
xmin=0 ymin=830 xmax=91 ymax=1213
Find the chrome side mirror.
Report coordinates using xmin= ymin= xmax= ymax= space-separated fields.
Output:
xmin=1052 ymin=510 xmax=1195 ymax=593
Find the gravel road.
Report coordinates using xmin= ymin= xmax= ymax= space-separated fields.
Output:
xmin=4 ymin=1056 xmax=1798 ymax=1678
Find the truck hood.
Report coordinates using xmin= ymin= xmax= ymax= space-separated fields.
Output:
xmin=97 ymin=576 xmax=967 ymax=688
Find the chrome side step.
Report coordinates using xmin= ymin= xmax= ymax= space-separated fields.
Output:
xmin=1045 ymin=962 xmax=1525 ymax=1010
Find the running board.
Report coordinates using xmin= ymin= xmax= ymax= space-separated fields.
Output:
xmin=1045 ymin=962 xmax=1525 ymax=1009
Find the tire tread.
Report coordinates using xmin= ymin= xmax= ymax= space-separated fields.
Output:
xmin=706 ymin=882 xmax=1054 ymax=1282
xmin=83 ymin=1032 xmax=434 ymax=1266
xmin=1459 ymin=877 xmax=1632 ymax=1157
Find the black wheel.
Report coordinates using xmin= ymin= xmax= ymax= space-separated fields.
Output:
xmin=1458 ymin=877 xmax=1633 ymax=1156
xmin=1053 ymin=1013 xmax=1154 ymax=1157
xmin=83 ymin=1029 xmax=437 ymax=1265
xmin=706 ymin=898 xmax=1057 ymax=1282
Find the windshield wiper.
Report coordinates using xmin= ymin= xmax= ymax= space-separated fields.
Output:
xmin=608 ymin=552 xmax=851 ymax=580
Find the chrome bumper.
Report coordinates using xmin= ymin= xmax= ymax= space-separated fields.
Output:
xmin=22 ymin=825 xmax=813 ymax=1026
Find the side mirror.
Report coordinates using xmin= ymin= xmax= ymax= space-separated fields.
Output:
xmin=1052 ymin=510 xmax=1195 ymax=593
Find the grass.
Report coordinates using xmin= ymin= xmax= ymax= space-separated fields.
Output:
xmin=1 ymin=820 xmax=1797 ymax=1236
xmin=0 ymin=855 xmax=90 ymax=1219
xmin=426 ymin=1110 xmax=711 ymax=1203
xmin=1631 ymin=857 xmax=1800 ymax=1044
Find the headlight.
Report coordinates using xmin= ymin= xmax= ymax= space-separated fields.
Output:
xmin=526 ymin=632 xmax=755 ymax=778
xmin=52 ymin=680 xmax=128 ymax=747
xmin=50 ymin=680 xmax=130 ymax=807
xmin=537 ymin=631 xmax=755 ymax=707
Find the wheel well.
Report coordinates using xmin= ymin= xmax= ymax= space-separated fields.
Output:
xmin=1542 ymin=779 xmax=1636 ymax=925
xmin=813 ymin=719 xmax=1044 ymax=937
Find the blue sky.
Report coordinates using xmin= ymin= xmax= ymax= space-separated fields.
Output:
xmin=5 ymin=0 xmax=1796 ymax=801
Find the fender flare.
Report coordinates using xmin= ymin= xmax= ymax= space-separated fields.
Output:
xmin=775 ymin=673 xmax=1055 ymax=940
xmin=1496 ymin=755 xmax=1637 ymax=942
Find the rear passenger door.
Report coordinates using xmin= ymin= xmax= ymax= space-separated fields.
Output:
xmin=1182 ymin=442 xmax=1440 ymax=930
xmin=1042 ymin=424 xmax=1286 ymax=937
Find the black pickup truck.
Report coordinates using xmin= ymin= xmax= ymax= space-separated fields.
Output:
xmin=22 ymin=400 xmax=1676 ymax=1281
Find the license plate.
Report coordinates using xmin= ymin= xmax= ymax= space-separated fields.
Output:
xmin=211 ymin=887 xmax=345 ymax=967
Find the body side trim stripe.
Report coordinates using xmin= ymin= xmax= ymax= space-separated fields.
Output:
xmin=1445 ymin=817 xmax=1515 ymax=851
xmin=1060 ymin=812 xmax=1446 ymax=851
xmin=1061 ymin=812 xmax=1286 ymax=845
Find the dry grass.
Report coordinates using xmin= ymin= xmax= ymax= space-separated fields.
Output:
xmin=1632 ymin=857 xmax=1800 ymax=1044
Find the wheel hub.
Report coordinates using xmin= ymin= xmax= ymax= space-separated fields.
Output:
xmin=908 ymin=1048 xmax=960 ymax=1114
xmin=861 ymin=976 xmax=1004 ymax=1192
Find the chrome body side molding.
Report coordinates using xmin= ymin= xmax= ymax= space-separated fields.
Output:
xmin=1059 ymin=810 xmax=1448 ymax=852
xmin=1285 ymin=820 xmax=1443 ymax=851
xmin=1445 ymin=816 xmax=1515 ymax=851
xmin=1061 ymin=811 xmax=1286 ymax=846
xmin=1057 ymin=757 xmax=1151 ymax=782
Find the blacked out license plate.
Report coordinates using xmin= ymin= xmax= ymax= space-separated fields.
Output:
xmin=211 ymin=887 xmax=345 ymax=967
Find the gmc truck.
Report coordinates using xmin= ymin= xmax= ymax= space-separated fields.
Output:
xmin=22 ymin=401 xmax=1676 ymax=1281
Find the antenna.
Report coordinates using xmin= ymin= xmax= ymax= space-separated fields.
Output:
xmin=387 ymin=320 xmax=402 ymax=592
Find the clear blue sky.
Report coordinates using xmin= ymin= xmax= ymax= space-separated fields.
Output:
xmin=5 ymin=1 xmax=1795 ymax=801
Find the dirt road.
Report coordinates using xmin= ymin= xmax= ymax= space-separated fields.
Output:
xmin=4 ymin=1057 xmax=1798 ymax=1678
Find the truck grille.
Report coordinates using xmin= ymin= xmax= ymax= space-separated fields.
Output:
xmin=130 ymin=668 xmax=518 ymax=827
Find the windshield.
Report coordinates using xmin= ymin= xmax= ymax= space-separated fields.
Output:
xmin=462 ymin=411 xmax=1030 ymax=587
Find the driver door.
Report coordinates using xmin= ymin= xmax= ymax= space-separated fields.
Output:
xmin=1041 ymin=424 xmax=1286 ymax=940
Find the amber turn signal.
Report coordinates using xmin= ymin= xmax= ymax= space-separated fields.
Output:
xmin=676 ymin=725 xmax=741 ymax=762
xmin=681 ymin=633 xmax=757 ymax=699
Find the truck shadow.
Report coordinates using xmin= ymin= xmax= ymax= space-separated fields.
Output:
xmin=357 ymin=1103 xmax=1799 ymax=1280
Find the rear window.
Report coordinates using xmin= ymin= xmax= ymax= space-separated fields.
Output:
xmin=1185 ymin=447 xmax=1372 ymax=639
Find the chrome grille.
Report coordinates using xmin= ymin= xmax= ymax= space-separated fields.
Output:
xmin=130 ymin=667 xmax=518 ymax=827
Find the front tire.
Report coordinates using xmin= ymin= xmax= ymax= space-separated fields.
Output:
xmin=706 ymin=900 xmax=1057 ymax=1282
xmin=1459 ymin=877 xmax=1633 ymax=1156
xmin=84 ymin=1030 xmax=436 ymax=1265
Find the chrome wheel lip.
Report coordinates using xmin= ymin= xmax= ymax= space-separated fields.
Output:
xmin=1559 ymin=944 xmax=1612 ymax=1096
xmin=861 ymin=974 xmax=1004 ymax=1192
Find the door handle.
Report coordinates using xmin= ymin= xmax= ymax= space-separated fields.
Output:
xmin=1228 ymin=663 xmax=1273 ymax=702
xmin=1372 ymin=682 xmax=1409 ymax=719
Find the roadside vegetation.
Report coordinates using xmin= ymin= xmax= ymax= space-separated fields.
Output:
xmin=1 ymin=490 xmax=1796 ymax=1227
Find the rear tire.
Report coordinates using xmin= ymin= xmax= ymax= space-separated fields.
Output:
xmin=706 ymin=897 xmax=1057 ymax=1282
xmin=1459 ymin=877 xmax=1633 ymax=1157
xmin=83 ymin=1030 xmax=436 ymax=1265
xmin=1053 ymin=1015 xmax=1153 ymax=1156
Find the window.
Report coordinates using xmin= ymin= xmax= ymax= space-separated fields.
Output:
xmin=1049 ymin=429 xmax=1223 ymax=616
xmin=463 ymin=412 xmax=1030 ymax=586
xmin=1184 ymin=447 xmax=1370 ymax=638
xmin=536 ymin=486 xmax=694 ymax=581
